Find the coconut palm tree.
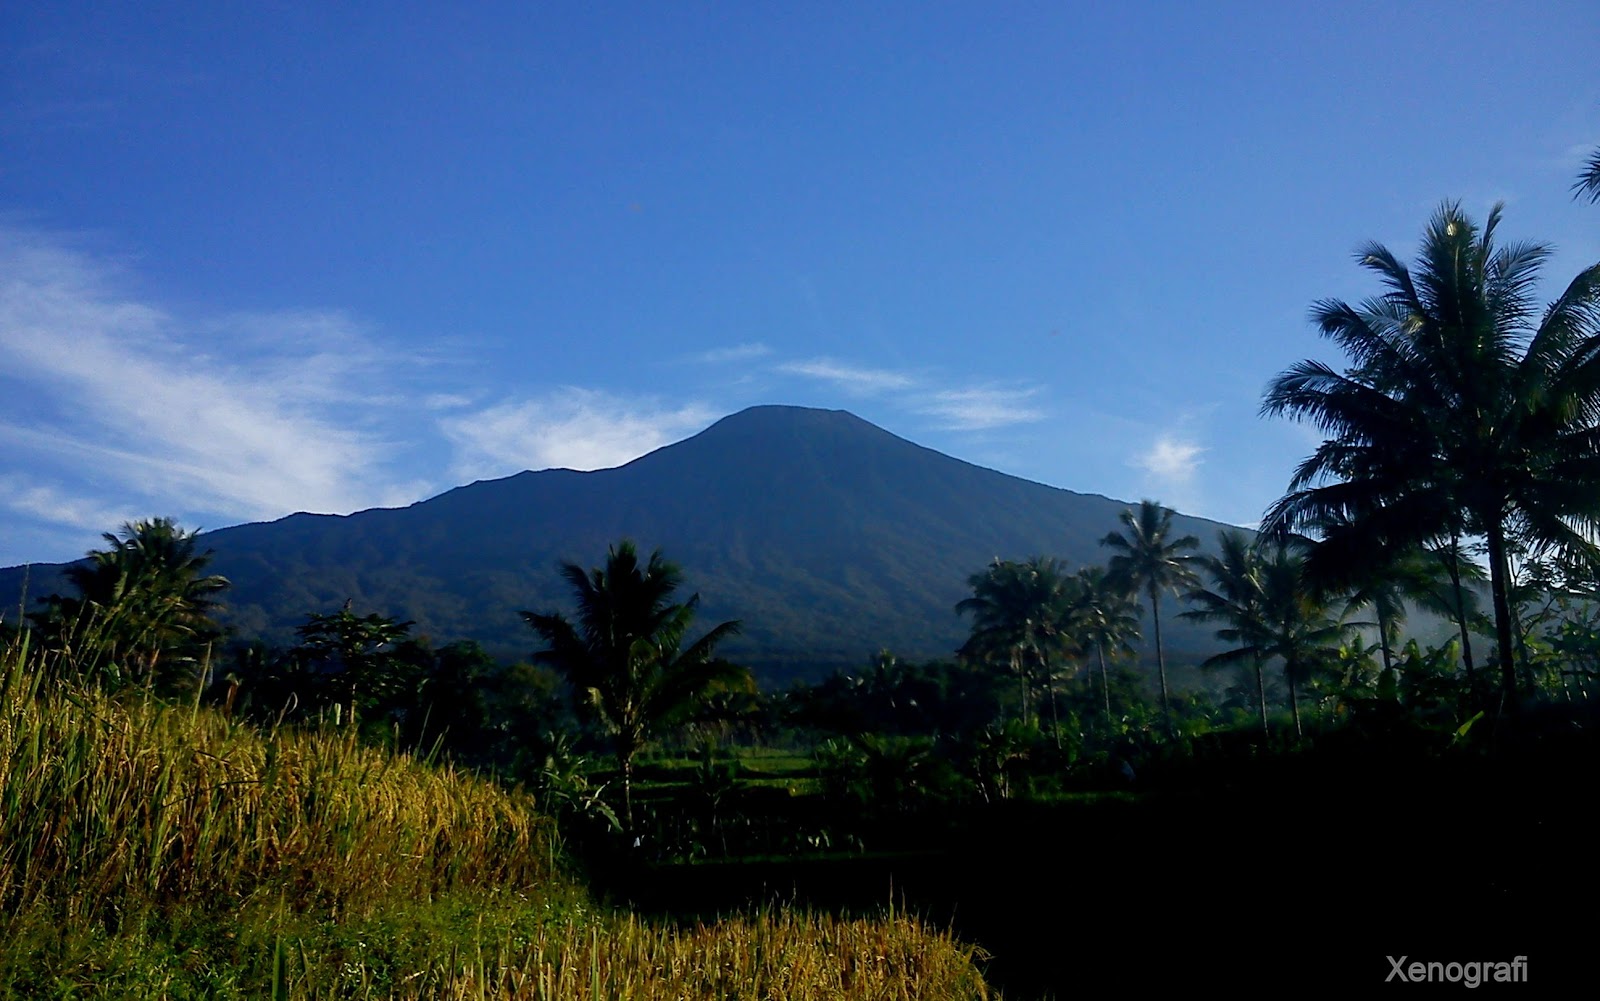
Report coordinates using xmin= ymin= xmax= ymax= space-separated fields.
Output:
xmin=956 ymin=556 xmax=1076 ymax=732
xmin=522 ymin=541 xmax=747 ymax=831
xmin=42 ymin=517 xmax=229 ymax=687
xmin=1185 ymin=535 xmax=1345 ymax=738
xmin=1101 ymin=500 xmax=1199 ymax=734
xmin=1182 ymin=531 xmax=1272 ymax=738
xmin=1262 ymin=202 xmax=1600 ymax=707
xmin=1072 ymin=565 xmax=1142 ymax=727
xmin=1257 ymin=546 xmax=1350 ymax=736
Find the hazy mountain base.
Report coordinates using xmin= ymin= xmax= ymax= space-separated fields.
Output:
xmin=0 ymin=406 xmax=1240 ymax=682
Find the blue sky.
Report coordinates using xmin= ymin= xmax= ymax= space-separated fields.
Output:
xmin=3 ymin=2 xmax=1599 ymax=569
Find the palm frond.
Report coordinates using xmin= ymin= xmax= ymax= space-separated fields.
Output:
xmin=1573 ymin=147 xmax=1600 ymax=204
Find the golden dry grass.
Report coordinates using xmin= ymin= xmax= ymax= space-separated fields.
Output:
xmin=0 ymin=635 xmax=555 ymax=923
xmin=0 ymin=634 xmax=997 ymax=999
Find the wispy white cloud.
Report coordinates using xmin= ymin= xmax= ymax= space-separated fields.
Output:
xmin=0 ymin=474 xmax=139 ymax=536
xmin=691 ymin=342 xmax=772 ymax=364
xmin=0 ymin=228 xmax=434 ymax=546
xmin=770 ymin=352 xmax=1048 ymax=430
xmin=775 ymin=357 xmax=916 ymax=395
xmin=439 ymin=388 xmax=717 ymax=480
xmin=1134 ymin=433 xmax=1205 ymax=483
xmin=916 ymin=386 xmax=1046 ymax=430
xmin=424 ymin=392 xmax=477 ymax=411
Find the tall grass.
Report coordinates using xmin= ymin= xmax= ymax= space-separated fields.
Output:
xmin=0 ymin=632 xmax=997 ymax=999
xmin=0 ymin=631 xmax=555 ymax=924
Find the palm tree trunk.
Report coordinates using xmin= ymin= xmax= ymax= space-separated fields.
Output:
xmin=1254 ymin=655 xmax=1269 ymax=740
xmin=1442 ymin=533 xmax=1476 ymax=681
xmin=1287 ymin=657 xmax=1303 ymax=738
xmin=1483 ymin=520 xmax=1519 ymax=710
xmin=1096 ymin=643 xmax=1112 ymax=726
xmin=1012 ymin=647 xmax=1028 ymax=724
xmin=1149 ymin=583 xmax=1172 ymax=736
xmin=618 ymin=738 xmax=638 ymax=837
xmin=1510 ymin=599 xmax=1531 ymax=692
xmin=1376 ymin=603 xmax=1395 ymax=675
xmin=1046 ymin=655 xmax=1061 ymax=750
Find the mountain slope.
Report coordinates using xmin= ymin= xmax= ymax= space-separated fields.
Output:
xmin=2 ymin=405 xmax=1245 ymax=681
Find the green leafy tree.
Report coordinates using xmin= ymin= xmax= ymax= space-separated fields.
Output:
xmin=1101 ymin=500 xmax=1199 ymax=734
xmin=291 ymin=603 xmax=416 ymax=728
xmin=788 ymin=656 xmax=1004 ymax=739
xmin=521 ymin=541 xmax=748 ymax=831
xmin=38 ymin=517 xmax=229 ymax=689
xmin=384 ymin=638 xmax=564 ymax=764
xmin=1262 ymin=202 xmax=1600 ymax=707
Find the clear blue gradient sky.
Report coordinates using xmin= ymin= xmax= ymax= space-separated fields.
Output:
xmin=3 ymin=2 xmax=1598 ymax=568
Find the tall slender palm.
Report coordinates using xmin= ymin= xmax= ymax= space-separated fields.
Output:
xmin=1182 ymin=531 xmax=1272 ymax=738
xmin=1073 ymin=565 xmax=1142 ymax=727
xmin=1186 ymin=536 xmax=1345 ymax=738
xmin=1256 ymin=546 xmax=1349 ymax=736
xmin=1262 ymin=202 xmax=1600 ymax=706
xmin=1101 ymin=500 xmax=1199 ymax=734
xmin=522 ymin=541 xmax=748 ymax=831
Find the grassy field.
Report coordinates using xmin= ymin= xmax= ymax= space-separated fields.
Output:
xmin=0 ymin=636 xmax=999 ymax=999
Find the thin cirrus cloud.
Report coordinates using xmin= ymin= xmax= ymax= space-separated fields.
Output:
xmin=776 ymin=355 xmax=1044 ymax=430
xmin=423 ymin=392 xmax=478 ymax=411
xmin=691 ymin=342 xmax=773 ymax=364
xmin=0 ymin=227 xmax=433 ymax=556
xmin=774 ymin=357 xmax=917 ymax=395
xmin=439 ymin=388 xmax=719 ymax=481
xmin=916 ymin=387 xmax=1046 ymax=431
xmin=0 ymin=474 xmax=137 ymax=535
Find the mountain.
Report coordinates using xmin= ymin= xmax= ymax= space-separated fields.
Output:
xmin=1 ymin=405 xmax=1245 ymax=682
